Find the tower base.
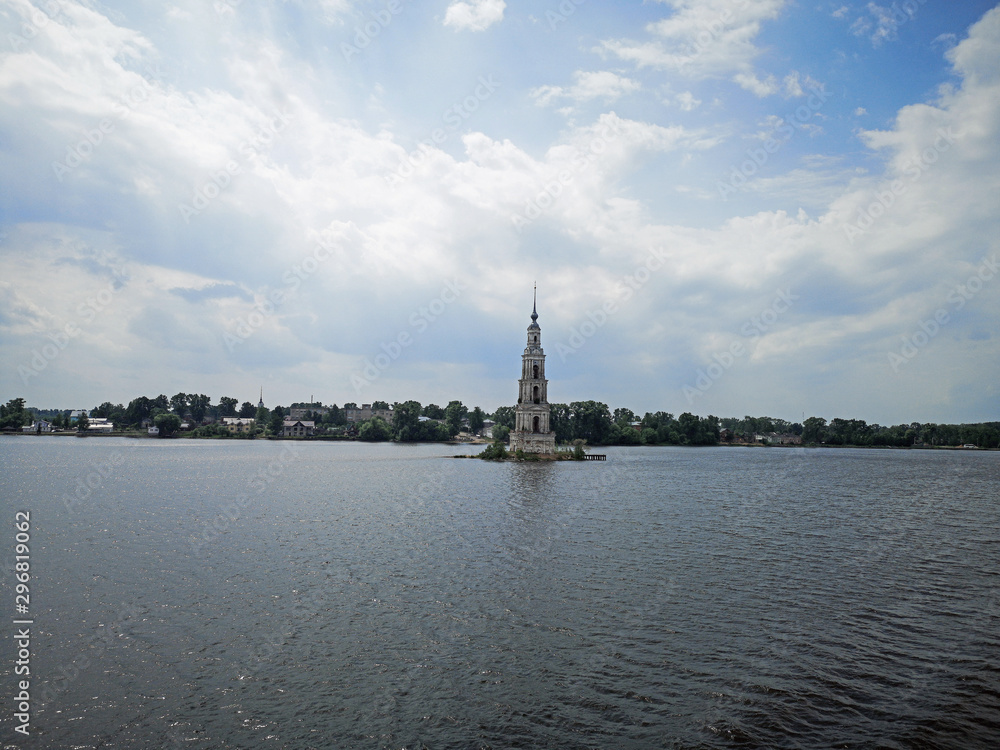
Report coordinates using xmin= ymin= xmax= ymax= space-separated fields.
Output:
xmin=509 ymin=431 xmax=557 ymax=454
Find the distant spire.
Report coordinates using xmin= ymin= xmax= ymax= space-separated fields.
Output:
xmin=531 ymin=283 xmax=538 ymax=323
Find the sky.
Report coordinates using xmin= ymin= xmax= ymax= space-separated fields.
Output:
xmin=1 ymin=0 xmax=998 ymax=425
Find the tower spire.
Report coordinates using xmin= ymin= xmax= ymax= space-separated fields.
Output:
xmin=511 ymin=282 xmax=555 ymax=454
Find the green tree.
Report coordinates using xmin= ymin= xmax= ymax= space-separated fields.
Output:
xmin=570 ymin=401 xmax=613 ymax=445
xmin=392 ymin=400 xmax=423 ymax=441
xmin=91 ymin=401 xmax=122 ymax=419
xmin=445 ymin=400 xmax=467 ymax=436
xmin=613 ymin=407 xmax=636 ymax=427
xmin=358 ymin=417 xmax=391 ymax=441
xmin=76 ymin=413 xmax=90 ymax=432
xmin=124 ymin=397 xmax=153 ymax=427
xmin=154 ymin=413 xmax=181 ymax=437
xmin=492 ymin=424 xmax=510 ymax=443
xmin=0 ymin=398 xmax=29 ymax=429
xmin=343 ymin=402 xmax=358 ymax=409
xmin=255 ymin=406 xmax=270 ymax=434
xmin=170 ymin=393 xmax=188 ymax=415
xmin=372 ymin=400 xmax=389 ymax=410
xmin=269 ymin=406 xmax=286 ymax=435
xmin=492 ymin=405 xmax=515 ymax=429
xmin=549 ymin=403 xmax=572 ymax=443
xmin=151 ymin=394 xmax=170 ymax=411
xmin=802 ymin=416 xmax=827 ymax=443
xmin=479 ymin=441 xmax=508 ymax=460
xmin=218 ymin=396 xmax=239 ymax=417
xmin=239 ymin=401 xmax=256 ymax=418
xmin=468 ymin=406 xmax=485 ymax=435
xmin=189 ymin=394 xmax=211 ymax=423
xmin=422 ymin=403 xmax=445 ymax=419
xmin=678 ymin=412 xmax=701 ymax=445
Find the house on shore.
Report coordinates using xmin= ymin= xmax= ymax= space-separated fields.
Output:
xmin=282 ymin=419 xmax=315 ymax=437
xmin=222 ymin=417 xmax=255 ymax=434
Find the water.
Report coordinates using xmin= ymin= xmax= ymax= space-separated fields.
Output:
xmin=1 ymin=437 xmax=998 ymax=748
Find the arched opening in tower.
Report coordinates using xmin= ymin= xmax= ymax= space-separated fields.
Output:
xmin=533 ymin=364 xmax=539 ymax=378
xmin=532 ymin=416 xmax=540 ymax=433
xmin=533 ymin=385 xmax=540 ymax=404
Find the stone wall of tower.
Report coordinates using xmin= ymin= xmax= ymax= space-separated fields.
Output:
xmin=510 ymin=295 xmax=556 ymax=454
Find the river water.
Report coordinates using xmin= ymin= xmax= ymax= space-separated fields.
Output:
xmin=1 ymin=437 xmax=998 ymax=748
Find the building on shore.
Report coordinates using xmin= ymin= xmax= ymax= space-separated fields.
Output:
xmin=282 ymin=419 xmax=315 ymax=437
xmin=509 ymin=288 xmax=557 ymax=455
xmin=222 ymin=417 xmax=256 ymax=434
xmin=343 ymin=404 xmax=393 ymax=424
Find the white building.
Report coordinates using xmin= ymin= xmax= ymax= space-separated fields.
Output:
xmin=87 ymin=417 xmax=114 ymax=433
xmin=23 ymin=420 xmax=54 ymax=433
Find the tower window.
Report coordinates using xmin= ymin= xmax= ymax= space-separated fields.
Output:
xmin=533 ymin=385 xmax=540 ymax=404
xmin=533 ymin=364 xmax=539 ymax=379
xmin=532 ymin=416 xmax=540 ymax=433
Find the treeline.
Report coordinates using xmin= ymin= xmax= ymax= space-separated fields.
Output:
xmin=491 ymin=402 xmax=721 ymax=446
xmin=5 ymin=394 xmax=998 ymax=449
xmin=802 ymin=417 xmax=1000 ymax=449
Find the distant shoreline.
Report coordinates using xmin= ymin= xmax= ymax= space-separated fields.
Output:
xmin=2 ymin=432 xmax=994 ymax=451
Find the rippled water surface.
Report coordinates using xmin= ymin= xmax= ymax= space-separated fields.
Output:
xmin=2 ymin=438 xmax=999 ymax=748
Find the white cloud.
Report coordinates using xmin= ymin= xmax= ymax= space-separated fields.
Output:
xmin=675 ymin=91 xmax=701 ymax=111
xmin=734 ymin=71 xmax=778 ymax=97
xmin=600 ymin=0 xmax=785 ymax=79
xmin=1 ymin=1 xmax=999 ymax=423
xmin=443 ymin=0 xmax=506 ymax=32
xmin=531 ymin=70 xmax=641 ymax=107
xmin=849 ymin=2 xmax=917 ymax=47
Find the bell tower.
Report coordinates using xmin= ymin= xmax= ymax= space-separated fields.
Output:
xmin=510 ymin=285 xmax=557 ymax=454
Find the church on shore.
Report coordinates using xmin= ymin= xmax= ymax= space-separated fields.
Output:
xmin=509 ymin=289 xmax=557 ymax=454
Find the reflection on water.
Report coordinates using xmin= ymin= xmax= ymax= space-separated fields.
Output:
xmin=2 ymin=438 xmax=998 ymax=749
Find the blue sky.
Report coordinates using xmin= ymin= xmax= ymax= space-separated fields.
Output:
xmin=1 ymin=0 xmax=998 ymax=424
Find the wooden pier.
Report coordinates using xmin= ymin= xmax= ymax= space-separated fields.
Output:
xmin=584 ymin=454 xmax=606 ymax=460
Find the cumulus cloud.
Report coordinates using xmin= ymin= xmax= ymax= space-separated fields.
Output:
xmin=600 ymin=0 xmax=785 ymax=78
xmin=443 ymin=0 xmax=506 ymax=32
xmin=1 ymin=0 xmax=998 ymax=423
xmin=531 ymin=71 xmax=641 ymax=107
